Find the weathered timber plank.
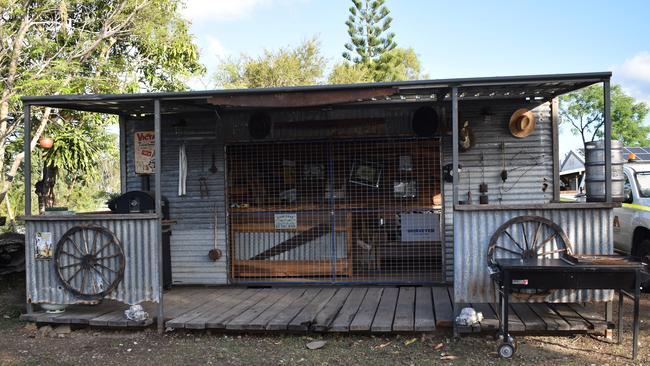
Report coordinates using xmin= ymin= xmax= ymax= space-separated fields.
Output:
xmin=226 ymin=289 xmax=291 ymax=330
xmin=162 ymin=288 xmax=217 ymax=320
xmin=432 ymin=287 xmax=453 ymax=328
xmin=311 ymin=288 xmax=352 ymax=332
xmin=472 ymin=303 xmax=499 ymax=331
xmin=246 ymin=288 xmax=306 ymax=330
xmin=550 ymin=304 xmax=590 ymax=331
xmin=414 ymin=287 xmax=435 ymax=331
xmin=166 ymin=289 xmax=244 ymax=328
xmin=350 ymin=288 xmax=383 ymax=331
xmin=206 ymin=289 xmax=271 ymax=329
xmin=185 ymin=289 xmax=261 ymax=329
xmin=393 ymin=288 xmax=415 ymax=332
xmin=371 ymin=287 xmax=399 ymax=332
xmin=47 ymin=305 xmax=117 ymax=324
xmin=288 ymin=288 xmax=337 ymax=331
xmin=568 ymin=303 xmax=607 ymax=331
xmin=528 ymin=303 xmax=570 ymax=331
xmin=330 ymin=288 xmax=368 ymax=332
xmin=506 ymin=305 xmax=526 ymax=332
xmin=207 ymin=88 xmax=397 ymax=108
xmin=267 ymin=288 xmax=322 ymax=330
xmin=511 ymin=303 xmax=545 ymax=331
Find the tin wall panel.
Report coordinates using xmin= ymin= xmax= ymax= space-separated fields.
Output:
xmin=25 ymin=217 xmax=160 ymax=305
xmin=125 ymin=113 xmax=227 ymax=285
xmin=443 ymin=101 xmax=553 ymax=282
xmin=453 ymin=207 xmax=613 ymax=303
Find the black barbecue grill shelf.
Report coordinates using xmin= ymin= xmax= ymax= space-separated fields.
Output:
xmin=491 ymin=257 xmax=649 ymax=360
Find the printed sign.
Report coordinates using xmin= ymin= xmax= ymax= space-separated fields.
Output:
xmin=274 ymin=213 xmax=298 ymax=230
xmin=134 ymin=131 xmax=155 ymax=174
xmin=35 ymin=232 xmax=53 ymax=259
xmin=400 ymin=213 xmax=440 ymax=242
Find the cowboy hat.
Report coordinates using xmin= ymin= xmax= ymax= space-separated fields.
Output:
xmin=509 ymin=108 xmax=536 ymax=138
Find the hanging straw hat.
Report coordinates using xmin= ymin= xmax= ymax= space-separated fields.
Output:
xmin=508 ymin=108 xmax=536 ymax=138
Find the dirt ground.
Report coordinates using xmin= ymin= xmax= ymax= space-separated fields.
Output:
xmin=0 ymin=272 xmax=648 ymax=366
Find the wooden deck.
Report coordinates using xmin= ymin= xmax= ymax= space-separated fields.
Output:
xmin=21 ymin=286 xmax=607 ymax=334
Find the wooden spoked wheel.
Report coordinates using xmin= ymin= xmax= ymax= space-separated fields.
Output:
xmin=54 ymin=225 xmax=125 ymax=299
xmin=487 ymin=216 xmax=573 ymax=269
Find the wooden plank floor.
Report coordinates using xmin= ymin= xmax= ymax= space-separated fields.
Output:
xmin=21 ymin=286 xmax=607 ymax=334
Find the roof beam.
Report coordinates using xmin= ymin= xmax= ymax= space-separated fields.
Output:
xmin=206 ymin=88 xmax=397 ymax=108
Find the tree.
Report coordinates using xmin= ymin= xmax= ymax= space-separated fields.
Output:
xmin=560 ymin=84 xmax=650 ymax=147
xmin=214 ymin=38 xmax=326 ymax=88
xmin=342 ymin=0 xmax=396 ymax=64
xmin=335 ymin=0 xmax=424 ymax=83
xmin=0 ymin=0 xmax=204 ymax=212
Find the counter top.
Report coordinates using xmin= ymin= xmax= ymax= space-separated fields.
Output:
xmin=18 ymin=213 xmax=160 ymax=221
xmin=454 ymin=202 xmax=621 ymax=211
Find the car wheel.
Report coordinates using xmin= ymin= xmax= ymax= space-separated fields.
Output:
xmin=636 ymin=238 xmax=650 ymax=291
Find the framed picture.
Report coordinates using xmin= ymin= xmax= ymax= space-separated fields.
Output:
xmin=349 ymin=160 xmax=382 ymax=188
xmin=35 ymin=231 xmax=53 ymax=260
xmin=303 ymin=164 xmax=325 ymax=180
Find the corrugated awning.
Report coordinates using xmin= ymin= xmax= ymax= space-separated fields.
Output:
xmin=21 ymin=72 xmax=611 ymax=115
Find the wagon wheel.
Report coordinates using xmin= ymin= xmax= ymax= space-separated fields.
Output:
xmin=54 ymin=225 xmax=125 ymax=299
xmin=487 ymin=216 xmax=573 ymax=270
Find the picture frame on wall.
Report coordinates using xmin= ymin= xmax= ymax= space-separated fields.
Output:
xmin=349 ymin=160 xmax=382 ymax=188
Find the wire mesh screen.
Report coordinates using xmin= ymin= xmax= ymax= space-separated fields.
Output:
xmin=226 ymin=137 xmax=443 ymax=284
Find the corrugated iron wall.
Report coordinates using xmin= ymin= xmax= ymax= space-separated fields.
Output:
xmin=123 ymin=100 xmax=556 ymax=286
xmin=25 ymin=217 xmax=160 ymax=305
xmin=454 ymin=207 xmax=613 ymax=303
xmin=442 ymin=100 xmax=553 ymax=282
xmin=125 ymin=113 xmax=228 ymax=285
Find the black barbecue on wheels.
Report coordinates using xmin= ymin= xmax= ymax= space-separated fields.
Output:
xmin=486 ymin=215 xmax=649 ymax=360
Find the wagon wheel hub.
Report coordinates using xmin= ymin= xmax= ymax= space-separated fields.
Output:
xmin=521 ymin=249 xmax=537 ymax=259
xmin=81 ymin=254 xmax=97 ymax=269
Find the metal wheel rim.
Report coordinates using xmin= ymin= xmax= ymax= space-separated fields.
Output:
xmin=487 ymin=216 xmax=573 ymax=268
xmin=54 ymin=225 xmax=125 ymax=299
xmin=498 ymin=344 xmax=514 ymax=358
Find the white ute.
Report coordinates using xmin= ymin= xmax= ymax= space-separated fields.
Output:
xmin=613 ymin=161 xmax=650 ymax=267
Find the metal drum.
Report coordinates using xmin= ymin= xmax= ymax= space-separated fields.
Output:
xmin=585 ymin=140 xmax=625 ymax=202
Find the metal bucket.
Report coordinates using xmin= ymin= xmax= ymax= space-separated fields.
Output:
xmin=585 ymin=140 xmax=625 ymax=202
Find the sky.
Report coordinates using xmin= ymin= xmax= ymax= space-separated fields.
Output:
xmin=179 ymin=0 xmax=650 ymax=156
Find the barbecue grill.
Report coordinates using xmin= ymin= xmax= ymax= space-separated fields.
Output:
xmin=486 ymin=216 xmax=650 ymax=360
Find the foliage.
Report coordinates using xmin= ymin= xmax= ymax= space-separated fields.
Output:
xmin=328 ymin=62 xmax=373 ymax=85
xmin=330 ymin=47 xmax=424 ymax=84
xmin=0 ymin=0 xmax=204 ymax=214
xmin=560 ymin=84 xmax=650 ymax=147
xmin=334 ymin=1 xmax=423 ymax=83
xmin=214 ymin=38 xmax=326 ymax=88
xmin=342 ymin=0 xmax=396 ymax=64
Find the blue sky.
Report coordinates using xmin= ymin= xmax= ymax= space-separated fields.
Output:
xmin=180 ymin=0 xmax=650 ymax=154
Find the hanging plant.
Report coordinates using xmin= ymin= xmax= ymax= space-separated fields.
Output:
xmin=39 ymin=136 xmax=54 ymax=149
xmin=43 ymin=122 xmax=102 ymax=182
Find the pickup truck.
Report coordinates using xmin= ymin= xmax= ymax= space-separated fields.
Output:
xmin=613 ymin=161 xmax=650 ymax=266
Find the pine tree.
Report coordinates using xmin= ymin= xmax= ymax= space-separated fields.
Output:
xmin=342 ymin=0 xmax=397 ymax=64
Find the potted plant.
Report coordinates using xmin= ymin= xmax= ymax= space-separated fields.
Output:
xmin=39 ymin=136 xmax=54 ymax=149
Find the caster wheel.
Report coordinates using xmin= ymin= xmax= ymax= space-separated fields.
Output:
xmin=498 ymin=343 xmax=515 ymax=359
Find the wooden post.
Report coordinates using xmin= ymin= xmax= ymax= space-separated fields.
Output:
xmin=603 ymin=80 xmax=612 ymax=203
xmin=23 ymin=103 xmax=33 ymax=315
xmin=551 ymin=98 xmax=560 ymax=202
xmin=452 ymin=87 xmax=459 ymax=206
xmin=154 ymin=99 xmax=164 ymax=333
xmin=119 ymin=115 xmax=127 ymax=194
